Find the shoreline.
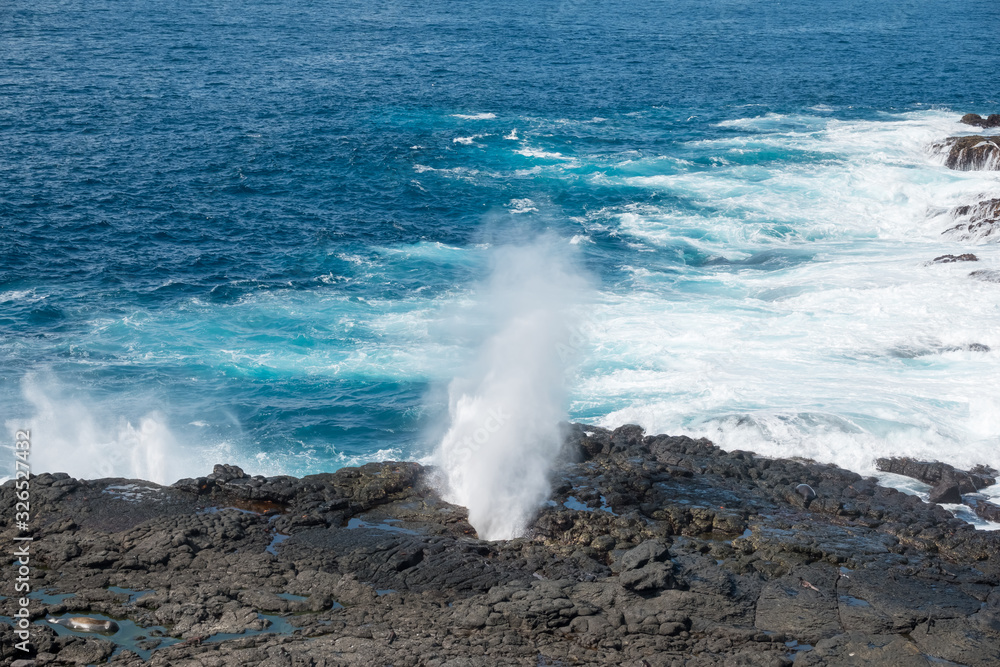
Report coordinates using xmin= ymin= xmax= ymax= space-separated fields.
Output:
xmin=3 ymin=424 xmax=1000 ymax=665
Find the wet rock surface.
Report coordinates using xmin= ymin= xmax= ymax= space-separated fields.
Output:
xmin=960 ymin=113 xmax=1000 ymax=129
xmin=936 ymin=135 xmax=1000 ymax=170
xmin=930 ymin=253 xmax=978 ymax=263
xmin=3 ymin=427 xmax=1000 ymax=666
xmin=945 ymin=198 xmax=1000 ymax=242
xmin=969 ymin=269 xmax=1000 ymax=283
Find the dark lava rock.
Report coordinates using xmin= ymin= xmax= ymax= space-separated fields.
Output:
xmin=946 ymin=198 xmax=1000 ymax=241
xmin=931 ymin=253 xmax=979 ymax=263
xmin=616 ymin=540 xmax=675 ymax=592
xmin=208 ymin=463 xmax=249 ymax=483
xmin=876 ymin=457 xmax=996 ymax=492
xmin=965 ymin=494 xmax=1000 ymax=523
xmin=3 ymin=429 xmax=1000 ymax=666
xmin=928 ymin=482 xmax=963 ymax=505
xmin=935 ymin=135 xmax=1000 ymax=170
xmin=961 ymin=113 xmax=1000 ymax=129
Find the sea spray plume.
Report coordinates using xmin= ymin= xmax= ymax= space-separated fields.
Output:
xmin=435 ymin=239 xmax=591 ymax=540
xmin=8 ymin=375 xmax=183 ymax=484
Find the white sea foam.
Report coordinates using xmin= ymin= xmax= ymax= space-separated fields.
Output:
xmin=451 ymin=113 xmax=496 ymax=120
xmin=5 ymin=377 xmax=191 ymax=484
xmin=507 ymin=198 xmax=538 ymax=214
xmin=515 ymin=147 xmax=574 ymax=161
xmin=453 ymin=134 xmax=489 ymax=145
xmin=0 ymin=289 xmax=38 ymax=303
xmin=560 ymin=111 xmax=1000 ymax=504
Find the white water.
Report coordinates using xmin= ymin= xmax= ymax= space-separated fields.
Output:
xmin=572 ymin=111 xmax=1000 ymax=497
xmin=2 ymin=375 xmax=238 ymax=485
xmin=3 ymin=377 xmax=179 ymax=484
xmin=4 ymin=110 xmax=998 ymax=530
xmin=433 ymin=239 xmax=592 ymax=540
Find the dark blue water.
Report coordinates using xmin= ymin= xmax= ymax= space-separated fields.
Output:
xmin=2 ymin=0 xmax=999 ymax=483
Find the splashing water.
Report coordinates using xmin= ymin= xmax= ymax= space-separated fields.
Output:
xmin=434 ymin=239 xmax=591 ymax=540
xmin=5 ymin=376 xmax=206 ymax=485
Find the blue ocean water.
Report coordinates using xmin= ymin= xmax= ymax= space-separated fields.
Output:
xmin=2 ymin=0 xmax=1000 ymax=499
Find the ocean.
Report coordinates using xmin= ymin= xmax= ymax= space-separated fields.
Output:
xmin=2 ymin=0 xmax=999 ymax=523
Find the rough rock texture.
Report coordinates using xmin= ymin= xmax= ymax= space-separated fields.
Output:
xmin=945 ymin=198 xmax=1000 ymax=242
xmin=875 ymin=457 xmax=996 ymax=493
xmin=930 ymin=253 xmax=978 ymax=263
xmin=928 ymin=483 xmax=963 ymax=505
xmin=960 ymin=113 xmax=1000 ymax=129
xmin=3 ymin=426 xmax=1000 ymax=666
xmin=935 ymin=135 xmax=1000 ymax=170
xmin=877 ymin=457 xmax=1000 ymax=529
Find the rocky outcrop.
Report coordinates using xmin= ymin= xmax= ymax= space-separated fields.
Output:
xmin=3 ymin=428 xmax=1000 ymax=666
xmin=935 ymin=135 xmax=1000 ymax=170
xmin=945 ymin=198 xmax=1000 ymax=242
xmin=875 ymin=457 xmax=996 ymax=492
xmin=930 ymin=253 xmax=978 ymax=263
xmin=876 ymin=457 xmax=1000 ymax=524
xmin=961 ymin=113 xmax=1000 ymax=129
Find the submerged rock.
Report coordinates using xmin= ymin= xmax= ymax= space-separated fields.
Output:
xmin=935 ymin=135 xmax=1000 ymax=170
xmin=931 ymin=253 xmax=979 ymax=263
xmin=945 ymin=198 xmax=1000 ymax=241
xmin=970 ymin=269 xmax=1000 ymax=283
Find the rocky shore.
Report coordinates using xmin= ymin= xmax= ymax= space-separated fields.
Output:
xmin=3 ymin=425 xmax=1000 ymax=666
xmin=930 ymin=112 xmax=1000 ymax=304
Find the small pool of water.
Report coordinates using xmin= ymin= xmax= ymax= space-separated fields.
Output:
xmin=838 ymin=595 xmax=871 ymax=608
xmin=202 ymin=613 xmax=298 ymax=644
xmin=346 ymin=517 xmax=420 ymax=535
xmin=108 ymin=587 xmax=155 ymax=603
xmin=784 ymin=639 xmax=814 ymax=654
xmin=562 ymin=495 xmax=617 ymax=515
xmin=266 ymin=532 xmax=290 ymax=555
xmin=29 ymin=589 xmax=76 ymax=605
xmin=0 ymin=612 xmax=181 ymax=661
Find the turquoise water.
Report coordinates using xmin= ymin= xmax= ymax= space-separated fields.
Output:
xmin=2 ymin=0 xmax=999 ymax=491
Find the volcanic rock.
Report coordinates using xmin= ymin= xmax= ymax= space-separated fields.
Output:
xmin=965 ymin=494 xmax=1000 ymax=523
xmin=936 ymin=135 xmax=1000 ymax=170
xmin=2 ymin=429 xmax=999 ymax=665
xmin=961 ymin=113 xmax=1000 ymax=129
xmin=945 ymin=198 xmax=1000 ymax=241
xmin=876 ymin=457 xmax=996 ymax=492
xmin=928 ymin=482 xmax=963 ymax=504
xmin=931 ymin=253 xmax=979 ymax=263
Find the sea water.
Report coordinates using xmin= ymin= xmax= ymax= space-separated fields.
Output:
xmin=2 ymin=0 xmax=999 ymax=516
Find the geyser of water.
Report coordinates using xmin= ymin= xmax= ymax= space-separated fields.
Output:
xmin=5 ymin=376 xmax=184 ymax=485
xmin=435 ymin=238 xmax=591 ymax=540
